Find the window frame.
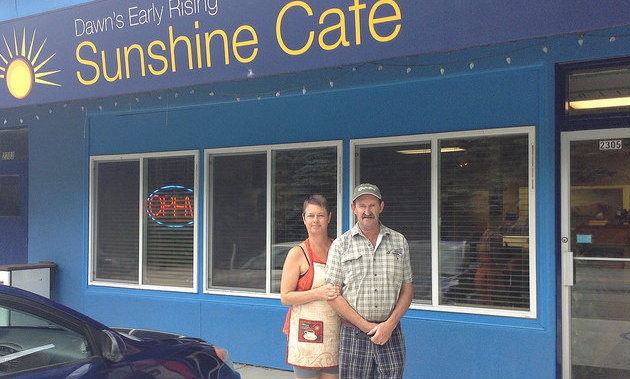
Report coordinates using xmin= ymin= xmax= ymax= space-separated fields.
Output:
xmin=351 ymin=126 xmax=537 ymax=318
xmin=204 ymin=141 xmax=343 ymax=297
xmin=88 ymin=150 xmax=199 ymax=293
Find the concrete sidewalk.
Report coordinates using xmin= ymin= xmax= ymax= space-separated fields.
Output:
xmin=234 ymin=363 xmax=294 ymax=378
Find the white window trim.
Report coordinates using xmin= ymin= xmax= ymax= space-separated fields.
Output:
xmin=351 ymin=126 xmax=537 ymax=318
xmin=88 ymin=150 xmax=199 ymax=293
xmin=204 ymin=141 xmax=343 ymax=298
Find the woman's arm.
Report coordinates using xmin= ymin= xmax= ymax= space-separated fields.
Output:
xmin=280 ymin=245 xmax=335 ymax=305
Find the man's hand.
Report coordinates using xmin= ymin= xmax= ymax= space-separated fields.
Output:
xmin=367 ymin=321 xmax=396 ymax=345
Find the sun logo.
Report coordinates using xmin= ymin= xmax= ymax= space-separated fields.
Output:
xmin=0 ymin=27 xmax=60 ymax=100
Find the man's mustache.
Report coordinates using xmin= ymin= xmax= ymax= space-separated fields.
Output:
xmin=361 ymin=214 xmax=375 ymax=219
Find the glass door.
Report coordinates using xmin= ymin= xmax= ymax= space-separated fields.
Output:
xmin=561 ymin=129 xmax=630 ymax=378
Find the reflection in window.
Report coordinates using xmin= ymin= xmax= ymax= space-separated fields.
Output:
xmin=356 ymin=130 xmax=532 ymax=314
xmin=440 ymin=135 xmax=529 ymax=310
xmin=144 ymin=156 xmax=195 ymax=287
xmin=272 ymin=148 xmax=338 ymax=292
xmin=94 ymin=161 xmax=140 ymax=283
xmin=0 ymin=128 xmax=28 ymax=161
xmin=358 ymin=143 xmax=432 ymax=303
xmin=570 ymin=139 xmax=630 ymax=259
xmin=210 ymin=153 xmax=267 ymax=291
xmin=0 ymin=305 xmax=91 ymax=373
xmin=208 ymin=144 xmax=339 ymax=293
xmin=0 ymin=176 xmax=20 ymax=216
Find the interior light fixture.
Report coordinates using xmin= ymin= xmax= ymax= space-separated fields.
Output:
xmin=397 ymin=148 xmax=431 ymax=154
xmin=397 ymin=147 xmax=466 ymax=154
xmin=568 ymin=96 xmax=630 ymax=110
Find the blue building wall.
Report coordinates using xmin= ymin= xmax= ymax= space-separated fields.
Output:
xmin=6 ymin=0 xmax=630 ymax=377
xmin=24 ymin=63 xmax=556 ymax=377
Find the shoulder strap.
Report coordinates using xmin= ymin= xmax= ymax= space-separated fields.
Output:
xmin=298 ymin=245 xmax=310 ymax=279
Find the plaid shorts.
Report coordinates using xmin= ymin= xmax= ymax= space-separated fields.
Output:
xmin=339 ymin=324 xmax=405 ymax=378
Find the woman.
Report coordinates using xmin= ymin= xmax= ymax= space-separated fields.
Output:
xmin=281 ymin=194 xmax=340 ymax=379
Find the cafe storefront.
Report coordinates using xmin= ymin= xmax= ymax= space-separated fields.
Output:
xmin=3 ymin=1 xmax=630 ymax=377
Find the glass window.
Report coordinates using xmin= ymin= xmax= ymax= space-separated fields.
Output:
xmin=0 ymin=128 xmax=28 ymax=161
xmin=439 ymin=134 xmax=530 ymax=311
xmin=143 ymin=156 xmax=195 ymax=288
xmin=93 ymin=160 xmax=139 ymax=283
xmin=358 ymin=143 xmax=432 ymax=303
xmin=354 ymin=128 xmax=533 ymax=315
xmin=209 ymin=153 xmax=267 ymax=291
xmin=566 ymin=65 xmax=630 ymax=116
xmin=207 ymin=143 xmax=340 ymax=293
xmin=0 ymin=176 xmax=20 ymax=216
xmin=0 ymin=304 xmax=92 ymax=373
xmin=90 ymin=153 xmax=197 ymax=291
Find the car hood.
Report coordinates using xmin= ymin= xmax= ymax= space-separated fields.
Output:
xmin=112 ymin=328 xmax=205 ymax=343
xmin=109 ymin=327 xmax=239 ymax=378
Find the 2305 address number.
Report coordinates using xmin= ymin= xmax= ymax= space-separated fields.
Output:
xmin=599 ymin=139 xmax=622 ymax=150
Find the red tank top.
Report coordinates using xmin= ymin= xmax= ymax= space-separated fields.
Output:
xmin=282 ymin=238 xmax=328 ymax=335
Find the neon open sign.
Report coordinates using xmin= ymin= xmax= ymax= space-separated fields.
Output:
xmin=146 ymin=185 xmax=194 ymax=228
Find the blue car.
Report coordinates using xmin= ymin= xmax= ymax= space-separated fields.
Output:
xmin=0 ymin=285 xmax=240 ymax=378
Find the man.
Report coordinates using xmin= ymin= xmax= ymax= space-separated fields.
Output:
xmin=325 ymin=183 xmax=413 ymax=378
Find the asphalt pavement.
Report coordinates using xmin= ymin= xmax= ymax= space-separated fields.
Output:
xmin=234 ymin=363 xmax=294 ymax=378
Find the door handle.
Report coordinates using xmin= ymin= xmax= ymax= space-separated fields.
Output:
xmin=562 ymin=251 xmax=574 ymax=287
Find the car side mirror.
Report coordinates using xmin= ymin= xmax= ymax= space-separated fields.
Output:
xmin=99 ymin=329 xmax=126 ymax=362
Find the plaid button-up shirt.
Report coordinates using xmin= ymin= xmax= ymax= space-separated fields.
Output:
xmin=325 ymin=223 xmax=413 ymax=322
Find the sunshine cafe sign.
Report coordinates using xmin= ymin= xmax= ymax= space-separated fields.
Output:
xmin=0 ymin=0 xmax=407 ymax=108
xmin=2 ymin=0 xmax=630 ymax=108
xmin=73 ymin=0 xmax=401 ymax=85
